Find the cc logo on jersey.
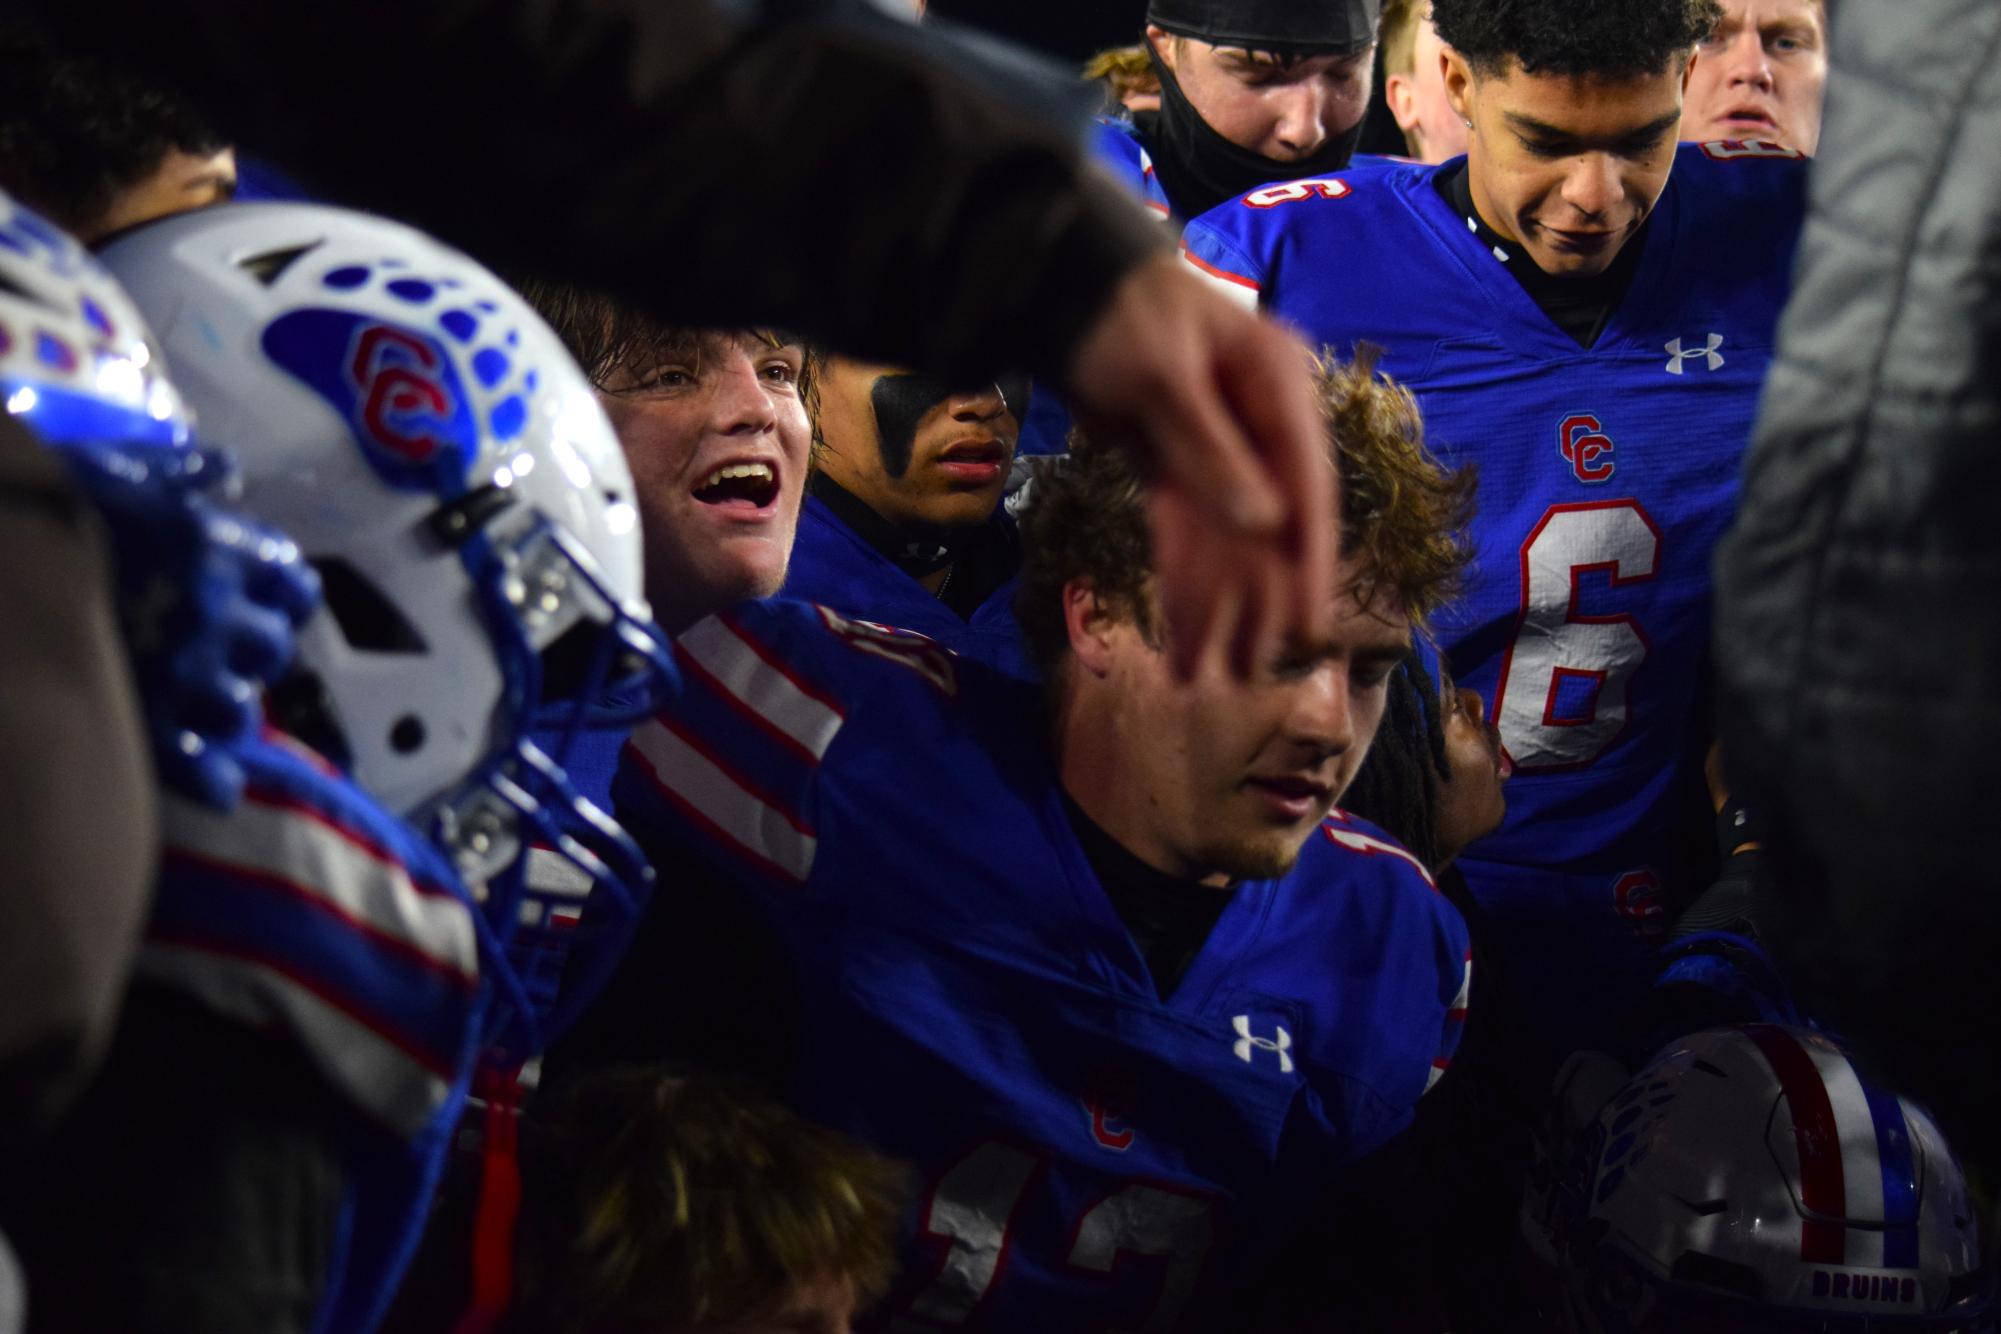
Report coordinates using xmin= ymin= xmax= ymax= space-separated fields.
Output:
xmin=1559 ymin=414 xmax=1616 ymax=484
xmin=1614 ymin=869 xmax=1665 ymax=940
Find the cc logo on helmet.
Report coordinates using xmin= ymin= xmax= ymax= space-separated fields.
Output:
xmin=350 ymin=325 xmax=454 ymax=464
xmin=263 ymin=308 xmax=477 ymax=491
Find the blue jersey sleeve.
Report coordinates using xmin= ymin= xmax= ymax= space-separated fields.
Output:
xmin=615 ymin=604 xmax=848 ymax=888
xmin=1306 ymin=811 xmax=1472 ymax=1112
xmin=143 ymin=727 xmax=484 ymax=1334
xmin=1090 ymin=118 xmax=1174 ymax=221
xmin=614 ymin=599 xmax=965 ymax=889
xmin=1180 ymin=170 xmax=1386 ymax=315
xmin=1179 ymin=204 xmax=1270 ymax=309
xmin=146 ymin=728 xmax=480 ymax=1137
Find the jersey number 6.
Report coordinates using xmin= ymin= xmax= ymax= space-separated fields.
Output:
xmin=1491 ymin=500 xmax=1661 ymax=772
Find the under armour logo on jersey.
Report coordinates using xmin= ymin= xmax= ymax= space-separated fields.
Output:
xmin=1232 ymin=1015 xmax=1294 ymax=1072
xmin=1665 ymin=334 xmax=1725 ymax=375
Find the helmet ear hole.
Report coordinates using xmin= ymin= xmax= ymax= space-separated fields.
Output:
xmin=316 ymin=557 xmax=427 ymax=653
xmin=390 ymin=715 xmax=426 ymax=755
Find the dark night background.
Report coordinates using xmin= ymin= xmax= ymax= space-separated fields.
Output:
xmin=928 ymin=0 xmax=1145 ymax=61
xmin=927 ymin=0 xmax=1411 ymax=160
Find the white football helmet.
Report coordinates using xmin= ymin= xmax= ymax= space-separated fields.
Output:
xmin=99 ymin=203 xmax=674 ymax=1050
xmin=1527 ymin=1026 xmax=1991 ymax=1332
xmin=0 ymin=189 xmax=186 ymax=447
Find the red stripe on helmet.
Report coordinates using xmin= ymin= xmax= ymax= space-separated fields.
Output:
xmin=1746 ymin=1026 xmax=1846 ymax=1264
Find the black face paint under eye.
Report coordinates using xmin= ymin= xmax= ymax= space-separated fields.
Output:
xmin=995 ymin=371 xmax=1033 ymax=424
xmin=868 ymin=372 xmax=954 ymax=479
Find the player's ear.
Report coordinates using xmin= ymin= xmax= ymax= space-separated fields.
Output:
xmin=1385 ymin=72 xmax=1419 ymax=133
xmin=1678 ymin=47 xmax=1697 ymax=98
xmin=1442 ymin=49 xmax=1475 ymax=125
xmin=1062 ymin=579 xmax=1121 ymax=678
xmin=1145 ymin=25 xmax=1177 ymax=70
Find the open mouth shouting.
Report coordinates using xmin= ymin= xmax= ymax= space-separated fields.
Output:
xmin=693 ymin=459 xmax=782 ymax=513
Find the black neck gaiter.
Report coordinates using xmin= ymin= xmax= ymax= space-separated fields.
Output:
xmin=1435 ymin=159 xmax=1650 ymax=350
xmin=810 ymin=472 xmax=966 ymax=578
xmin=1136 ymin=40 xmax=1366 ymax=221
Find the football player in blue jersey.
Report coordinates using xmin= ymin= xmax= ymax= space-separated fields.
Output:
xmin=1182 ymin=0 xmax=1808 ymax=1068
xmin=562 ymin=352 xmax=1475 ymax=1329
xmin=782 ymin=356 xmax=1032 ymax=675
xmin=0 ymin=203 xmax=672 ymax=1334
xmin=1023 ymin=0 xmax=1385 ymax=459
xmin=514 ymin=279 xmax=813 ymax=810
xmin=1098 ymin=0 xmax=1384 ymax=225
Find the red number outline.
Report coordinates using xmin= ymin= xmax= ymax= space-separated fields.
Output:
xmin=1061 ymin=1176 xmax=1221 ymax=1333
xmin=900 ymin=1139 xmax=1047 ymax=1326
xmin=1490 ymin=500 xmax=1663 ymax=774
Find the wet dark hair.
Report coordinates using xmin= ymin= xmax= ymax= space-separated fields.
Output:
xmin=1339 ymin=655 xmax=1451 ymax=868
xmin=1430 ymin=0 xmax=1722 ymax=79
xmin=0 ymin=24 xmax=228 ymax=238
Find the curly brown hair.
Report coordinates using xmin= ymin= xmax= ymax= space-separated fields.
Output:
xmin=1015 ymin=348 xmax=1476 ymax=678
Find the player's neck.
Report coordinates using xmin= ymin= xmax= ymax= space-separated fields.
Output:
xmin=1054 ymin=696 xmax=1232 ymax=889
xmin=811 ymin=471 xmax=961 ymax=578
xmin=1437 ymin=159 xmax=1648 ymax=349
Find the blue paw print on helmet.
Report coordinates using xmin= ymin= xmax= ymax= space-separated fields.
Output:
xmin=256 ymin=261 xmax=553 ymax=501
xmin=1595 ymin=1073 xmax=1678 ymax=1204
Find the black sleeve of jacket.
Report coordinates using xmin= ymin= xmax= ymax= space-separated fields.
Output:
xmin=22 ymin=1 xmax=1163 ymax=385
xmin=1711 ymin=0 xmax=2001 ymax=1163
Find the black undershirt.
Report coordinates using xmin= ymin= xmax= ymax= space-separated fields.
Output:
xmin=1435 ymin=160 xmax=1649 ymax=350
xmin=1061 ymin=791 xmax=1233 ymax=1000
xmin=808 ymin=472 xmax=1021 ymax=620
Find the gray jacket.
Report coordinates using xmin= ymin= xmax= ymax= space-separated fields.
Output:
xmin=1713 ymin=0 xmax=2001 ymax=1148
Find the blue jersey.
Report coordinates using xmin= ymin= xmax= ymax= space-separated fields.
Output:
xmin=1092 ymin=119 xmax=1177 ymax=222
xmin=612 ymin=599 xmax=1470 ymax=1330
xmin=778 ymin=493 xmax=1033 ymax=678
xmin=1182 ymin=143 xmax=1806 ymax=1048
xmin=143 ymin=730 xmax=482 ymax=1334
xmin=1094 ymin=119 xmax=1407 ymax=223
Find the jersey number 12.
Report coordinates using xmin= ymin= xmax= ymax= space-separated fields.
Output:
xmin=896 ymin=1141 xmax=1216 ymax=1331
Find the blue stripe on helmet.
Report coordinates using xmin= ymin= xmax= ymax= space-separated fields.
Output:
xmin=1857 ymin=1068 xmax=1921 ymax=1265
